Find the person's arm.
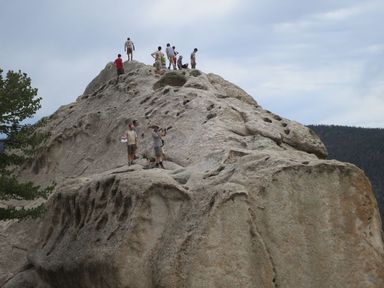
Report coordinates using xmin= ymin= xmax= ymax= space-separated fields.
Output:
xmin=124 ymin=42 xmax=127 ymax=52
xmin=151 ymin=52 xmax=156 ymax=59
xmin=133 ymin=42 xmax=135 ymax=51
xmin=152 ymin=130 xmax=159 ymax=140
xmin=121 ymin=131 xmax=128 ymax=142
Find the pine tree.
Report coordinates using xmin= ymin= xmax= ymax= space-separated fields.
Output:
xmin=0 ymin=68 xmax=53 ymax=220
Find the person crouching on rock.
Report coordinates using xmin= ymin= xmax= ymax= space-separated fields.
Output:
xmin=177 ymin=55 xmax=188 ymax=70
xmin=122 ymin=123 xmax=137 ymax=166
xmin=151 ymin=125 xmax=166 ymax=168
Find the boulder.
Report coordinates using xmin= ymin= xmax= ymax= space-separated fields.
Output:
xmin=3 ymin=61 xmax=383 ymax=287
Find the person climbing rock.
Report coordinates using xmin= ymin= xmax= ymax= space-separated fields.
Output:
xmin=151 ymin=46 xmax=164 ymax=76
xmin=114 ymin=54 xmax=124 ymax=76
xmin=151 ymin=125 xmax=166 ymax=168
xmin=124 ymin=37 xmax=135 ymax=61
xmin=177 ymin=55 xmax=188 ymax=69
xmin=122 ymin=123 xmax=137 ymax=166
xmin=190 ymin=48 xmax=198 ymax=69
xmin=166 ymin=43 xmax=176 ymax=70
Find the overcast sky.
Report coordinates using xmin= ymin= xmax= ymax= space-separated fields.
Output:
xmin=1 ymin=0 xmax=384 ymax=127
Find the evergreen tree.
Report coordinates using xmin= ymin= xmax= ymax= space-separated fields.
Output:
xmin=0 ymin=68 xmax=53 ymax=220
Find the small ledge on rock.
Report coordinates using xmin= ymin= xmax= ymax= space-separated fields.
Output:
xmin=203 ymin=165 xmax=226 ymax=179
xmin=207 ymin=103 xmax=215 ymax=111
xmin=224 ymin=149 xmax=250 ymax=164
xmin=206 ymin=113 xmax=217 ymax=120
xmin=184 ymin=82 xmax=208 ymax=90
xmin=153 ymin=72 xmax=187 ymax=90
xmin=190 ymin=70 xmax=202 ymax=77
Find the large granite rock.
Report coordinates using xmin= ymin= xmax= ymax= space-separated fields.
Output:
xmin=2 ymin=61 xmax=384 ymax=287
xmin=0 ymin=219 xmax=42 ymax=287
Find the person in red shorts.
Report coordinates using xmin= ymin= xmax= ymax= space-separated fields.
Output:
xmin=114 ymin=54 xmax=124 ymax=76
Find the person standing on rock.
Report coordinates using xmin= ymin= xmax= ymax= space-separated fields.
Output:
xmin=114 ymin=54 xmax=124 ymax=76
xmin=132 ymin=120 xmax=140 ymax=159
xmin=190 ymin=48 xmax=198 ymax=69
xmin=124 ymin=37 xmax=135 ymax=61
xmin=151 ymin=125 xmax=166 ymax=168
xmin=151 ymin=46 xmax=164 ymax=76
xmin=172 ymin=46 xmax=178 ymax=70
xmin=165 ymin=43 xmax=176 ymax=70
xmin=122 ymin=123 xmax=138 ymax=166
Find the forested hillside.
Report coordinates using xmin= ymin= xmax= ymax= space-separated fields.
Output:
xmin=308 ymin=125 xmax=384 ymax=222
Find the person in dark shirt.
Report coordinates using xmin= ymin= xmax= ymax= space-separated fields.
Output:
xmin=151 ymin=125 xmax=166 ymax=168
xmin=190 ymin=48 xmax=198 ymax=69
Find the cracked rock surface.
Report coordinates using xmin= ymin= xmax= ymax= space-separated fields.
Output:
xmin=2 ymin=61 xmax=384 ymax=288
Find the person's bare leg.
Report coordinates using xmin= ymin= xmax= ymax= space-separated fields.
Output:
xmin=155 ymin=156 xmax=161 ymax=167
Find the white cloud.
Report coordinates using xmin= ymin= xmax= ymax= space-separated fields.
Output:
xmin=200 ymin=55 xmax=381 ymax=126
xmin=318 ymin=77 xmax=384 ymax=127
xmin=203 ymin=56 xmax=361 ymax=94
xmin=139 ymin=0 xmax=240 ymax=26
xmin=362 ymin=44 xmax=384 ymax=54
xmin=314 ymin=5 xmax=364 ymax=21
xmin=273 ymin=20 xmax=311 ymax=32
xmin=274 ymin=1 xmax=381 ymax=32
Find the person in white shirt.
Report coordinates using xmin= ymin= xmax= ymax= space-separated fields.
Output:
xmin=124 ymin=37 xmax=135 ymax=61
xmin=121 ymin=123 xmax=138 ymax=165
xmin=165 ymin=43 xmax=176 ymax=70
xmin=172 ymin=46 xmax=178 ymax=70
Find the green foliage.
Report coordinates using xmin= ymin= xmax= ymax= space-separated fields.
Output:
xmin=0 ymin=175 xmax=53 ymax=201
xmin=1 ymin=120 xmax=50 ymax=170
xmin=0 ymin=204 xmax=46 ymax=220
xmin=0 ymin=69 xmax=41 ymax=135
xmin=0 ymin=68 xmax=52 ymax=220
xmin=308 ymin=125 xmax=384 ymax=225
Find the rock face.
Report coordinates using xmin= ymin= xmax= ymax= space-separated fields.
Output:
xmin=0 ymin=219 xmax=42 ymax=286
xmin=2 ymin=61 xmax=384 ymax=288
